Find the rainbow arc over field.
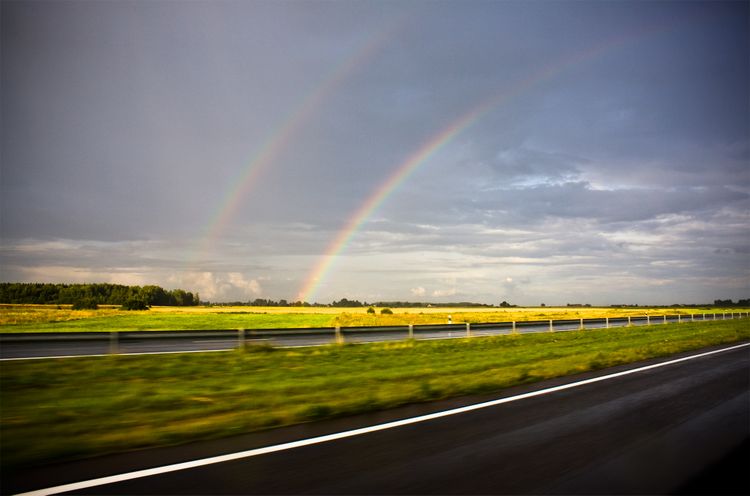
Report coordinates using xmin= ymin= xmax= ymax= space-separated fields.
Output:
xmin=297 ymin=20 xmax=682 ymax=303
xmin=187 ymin=19 xmax=406 ymax=267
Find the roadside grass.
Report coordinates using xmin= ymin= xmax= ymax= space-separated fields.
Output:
xmin=1 ymin=319 xmax=747 ymax=471
xmin=0 ymin=304 xmax=742 ymax=332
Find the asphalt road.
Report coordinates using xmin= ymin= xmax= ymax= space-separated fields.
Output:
xmin=0 ymin=315 xmax=707 ymax=359
xmin=8 ymin=343 xmax=749 ymax=495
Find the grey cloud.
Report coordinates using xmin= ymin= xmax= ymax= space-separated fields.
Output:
xmin=487 ymin=146 xmax=585 ymax=185
xmin=2 ymin=0 xmax=747 ymax=304
xmin=475 ymin=182 xmax=748 ymax=223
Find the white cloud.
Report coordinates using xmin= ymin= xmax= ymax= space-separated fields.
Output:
xmin=410 ymin=286 xmax=426 ymax=297
xmin=16 ymin=266 xmax=150 ymax=286
xmin=432 ymin=288 xmax=457 ymax=297
xmin=170 ymin=272 xmax=262 ymax=301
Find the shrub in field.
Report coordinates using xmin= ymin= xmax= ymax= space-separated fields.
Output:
xmin=367 ymin=307 xmax=376 ymax=314
xmin=71 ymin=299 xmax=98 ymax=310
xmin=121 ymin=299 xmax=149 ymax=311
xmin=381 ymin=308 xmax=393 ymax=314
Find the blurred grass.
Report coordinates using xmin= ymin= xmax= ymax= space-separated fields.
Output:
xmin=0 ymin=304 xmax=740 ymax=332
xmin=1 ymin=319 xmax=747 ymax=471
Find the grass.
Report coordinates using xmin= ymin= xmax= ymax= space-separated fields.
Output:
xmin=1 ymin=319 xmax=747 ymax=471
xmin=0 ymin=305 xmax=333 ymax=331
xmin=0 ymin=304 xmax=744 ymax=332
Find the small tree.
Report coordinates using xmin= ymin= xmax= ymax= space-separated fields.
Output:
xmin=71 ymin=299 xmax=98 ymax=310
xmin=381 ymin=308 xmax=393 ymax=315
xmin=121 ymin=299 xmax=149 ymax=311
xmin=367 ymin=307 xmax=376 ymax=314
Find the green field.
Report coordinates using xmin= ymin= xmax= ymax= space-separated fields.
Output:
xmin=1 ymin=319 xmax=747 ymax=471
xmin=1 ymin=304 xmax=744 ymax=332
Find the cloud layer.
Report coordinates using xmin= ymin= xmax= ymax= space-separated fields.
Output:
xmin=2 ymin=1 xmax=748 ymax=304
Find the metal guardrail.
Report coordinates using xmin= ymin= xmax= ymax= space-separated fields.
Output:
xmin=1 ymin=313 xmax=747 ymax=354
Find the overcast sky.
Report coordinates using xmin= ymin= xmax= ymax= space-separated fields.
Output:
xmin=2 ymin=0 xmax=748 ymax=305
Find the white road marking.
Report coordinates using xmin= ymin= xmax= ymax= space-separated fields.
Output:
xmin=0 ymin=349 xmax=232 ymax=361
xmin=15 ymin=341 xmax=749 ymax=496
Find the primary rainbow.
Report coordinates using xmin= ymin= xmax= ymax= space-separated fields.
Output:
xmin=295 ymin=102 xmax=491 ymax=302
xmin=297 ymin=18 xmax=682 ymax=303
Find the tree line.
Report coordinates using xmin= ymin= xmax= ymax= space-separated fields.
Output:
xmin=0 ymin=283 xmax=199 ymax=306
xmin=217 ymin=298 xmax=498 ymax=308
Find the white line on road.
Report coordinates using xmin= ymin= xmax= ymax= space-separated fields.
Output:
xmin=0 ymin=349 xmax=232 ymax=361
xmin=15 ymin=341 xmax=750 ymax=496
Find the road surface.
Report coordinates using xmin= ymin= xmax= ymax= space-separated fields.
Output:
xmin=7 ymin=343 xmax=749 ymax=495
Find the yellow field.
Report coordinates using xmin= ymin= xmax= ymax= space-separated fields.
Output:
xmin=1 ymin=303 xmax=742 ymax=329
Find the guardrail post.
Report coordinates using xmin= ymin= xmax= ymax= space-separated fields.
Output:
xmin=238 ymin=328 xmax=245 ymax=350
xmin=691 ymin=314 xmax=694 ymax=322
xmin=335 ymin=326 xmax=344 ymax=345
xmin=579 ymin=318 xmax=584 ymax=330
xmin=627 ymin=316 xmax=631 ymax=327
xmin=678 ymin=314 xmax=681 ymax=323
xmin=646 ymin=315 xmax=650 ymax=325
xmin=549 ymin=319 xmax=554 ymax=332
xmin=512 ymin=321 xmax=516 ymax=333
xmin=466 ymin=322 xmax=471 ymax=337
xmin=109 ymin=332 xmax=119 ymax=354
xmin=408 ymin=324 xmax=414 ymax=340
xmin=713 ymin=313 xmax=716 ymax=320
xmin=663 ymin=315 xmax=667 ymax=324
xmin=605 ymin=317 xmax=609 ymax=329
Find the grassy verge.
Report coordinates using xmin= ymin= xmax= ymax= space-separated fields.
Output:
xmin=1 ymin=304 xmax=744 ymax=332
xmin=1 ymin=319 xmax=748 ymax=471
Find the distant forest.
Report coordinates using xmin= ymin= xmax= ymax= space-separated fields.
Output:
xmin=0 ymin=283 xmax=199 ymax=306
xmin=237 ymin=298 xmax=497 ymax=308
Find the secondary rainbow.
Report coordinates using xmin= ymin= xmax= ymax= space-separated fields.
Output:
xmin=297 ymin=18 xmax=684 ymax=303
xmin=187 ymin=18 xmax=407 ymax=268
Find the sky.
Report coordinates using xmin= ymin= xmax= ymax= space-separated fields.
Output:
xmin=2 ymin=0 xmax=748 ymax=306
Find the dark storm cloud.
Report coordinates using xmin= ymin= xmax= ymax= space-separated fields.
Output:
xmin=1 ymin=0 xmax=747 ymax=303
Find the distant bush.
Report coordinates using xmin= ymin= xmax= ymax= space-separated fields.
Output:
xmin=367 ymin=307 xmax=376 ymax=314
xmin=71 ymin=299 xmax=98 ymax=310
xmin=121 ymin=299 xmax=149 ymax=311
xmin=380 ymin=308 xmax=393 ymax=315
